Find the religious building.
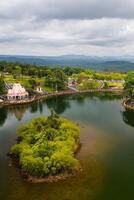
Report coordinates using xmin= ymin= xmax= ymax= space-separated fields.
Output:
xmin=7 ymin=83 xmax=29 ymax=101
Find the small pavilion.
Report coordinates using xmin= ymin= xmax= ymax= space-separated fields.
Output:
xmin=36 ymin=86 xmax=44 ymax=93
xmin=7 ymin=83 xmax=29 ymax=101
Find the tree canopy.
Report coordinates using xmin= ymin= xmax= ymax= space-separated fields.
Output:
xmin=125 ymin=71 xmax=134 ymax=98
xmin=11 ymin=111 xmax=80 ymax=178
xmin=0 ymin=76 xmax=5 ymax=94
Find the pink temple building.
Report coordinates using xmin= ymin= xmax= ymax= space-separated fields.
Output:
xmin=7 ymin=83 xmax=29 ymax=100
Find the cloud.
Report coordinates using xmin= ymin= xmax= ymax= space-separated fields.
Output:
xmin=0 ymin=0 xmax=134 ymax=20
xmin=0 ymin=0 xmax=134 ymax=56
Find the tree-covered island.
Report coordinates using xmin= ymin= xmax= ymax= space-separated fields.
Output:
xmin=10 ymin=111 xmax=80 ymax=183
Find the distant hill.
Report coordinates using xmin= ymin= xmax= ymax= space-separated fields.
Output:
xmin=0 ymin=55 xmax=134 ymax=71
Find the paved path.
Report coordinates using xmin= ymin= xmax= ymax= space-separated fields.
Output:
xmin=67 ymin=86 xmax=79 ymax=92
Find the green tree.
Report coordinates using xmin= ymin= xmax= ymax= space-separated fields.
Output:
xmin=0 ymin=76 xmax=5 ymax=94
xmin=125 ymin=71 xmax=134 ymax=97
xmin=28 ymin=79 xmax=37 ymax=89
xmin=13 ymin=65 xmax=22 ymax=78
xmin=45 ymin=68 xmax=67 ymax=91
xmin=11 ymin=113 xmax=80 ymax=178
xmin=54 ymin=68 xmax=67 ymax=90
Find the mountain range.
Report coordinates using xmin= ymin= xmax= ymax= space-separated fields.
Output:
xmin=0 ymin=54 xmax=134 ymax=71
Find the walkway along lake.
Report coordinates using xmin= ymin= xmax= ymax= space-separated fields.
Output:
xmin=0 ymin=93 xmax=134 ymax=200
xmin=0 ymin=88 xmax=123 ymax=107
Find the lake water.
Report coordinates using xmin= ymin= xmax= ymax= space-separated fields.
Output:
xmin=0 ymin=93 xmax=134 ymax=200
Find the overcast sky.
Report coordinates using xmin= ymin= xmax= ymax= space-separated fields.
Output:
xmin=0 ymin=0 xmax=134 ymax=56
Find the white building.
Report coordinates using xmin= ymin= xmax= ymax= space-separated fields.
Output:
xmin=36 ymin=86 xmax=43 ymax=93
xmin=7 ymin=83 xmax=29 ymax=100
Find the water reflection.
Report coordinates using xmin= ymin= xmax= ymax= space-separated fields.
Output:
xmin=45 ymin=95 xmax=70 ymax=114
xmin=30 ymin=102 xmax=39 ymax=113
xmin=0 ymin=93 xmax=134 ymax=200
xmin=0 ymin=107 xmax=7 ymax=126
xmin=69 ymin=92 xmax=122 ymax=103
xmin=0 ymin=96 xmax=71 ymax=126
xmin=70 ymin=94 xmax=86 ymax=105
xmin=122 ymin=109 xmax=134 ymax=128
xmin=89 ymin=92 xmax=123 ymax=101
xmin=0 ymin=105 xmax=28 ymax=126
xmin=0 ymin=93 xmax=125 ymax=127
xmin=8 ymin=106 xmax=28 ymax=121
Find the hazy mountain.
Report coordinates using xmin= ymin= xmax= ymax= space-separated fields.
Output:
xmin=0 ymin=54 xmax=134 ymax=71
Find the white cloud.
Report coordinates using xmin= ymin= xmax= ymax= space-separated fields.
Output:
xmin=0 ymin=0 xmax=134 ymax=19
xmin=0 ymin=0 xmax=134 ymax=56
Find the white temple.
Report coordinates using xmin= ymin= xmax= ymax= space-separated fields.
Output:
xmin=7 ymin=83 xmax=29 ymax=100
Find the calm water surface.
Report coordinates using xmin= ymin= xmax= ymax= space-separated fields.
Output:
xmin=0 ymin=93 xmax=134 ymax=200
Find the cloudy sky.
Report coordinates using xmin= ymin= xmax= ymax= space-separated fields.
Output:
xmin=0 ymin=0 xmax=134 ymax=56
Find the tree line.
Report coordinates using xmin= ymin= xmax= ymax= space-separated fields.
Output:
xmin=0 ymin=60 xmax=134 ymax=96
xmin=0 ymin=61 xmax=83 ymax=78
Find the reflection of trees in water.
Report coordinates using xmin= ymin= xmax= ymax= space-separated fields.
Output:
xmin=70 ymin=94 xmax=86 ymax=105
xmin=30 ymin=102 xmax=39 ymax=113
xmin=0 ymin=107 xmax=7 ymax=126
xmin=0 ymin=102 xmax=43 ymax=125
xmin=30 ymin=101 xmax=44 ymax=114
xmin=45 ymin=93 xmax=123 ymax=114
xmin=0 ymin=93 xmax=123 ymax=126
xmin=38 ymin=101 xmax=43 ymax=114
xmin=122 ymin=109 xmax=134 ymax=127
xmin=8 ymin=105 xmax=28 ymax=121
xmin=0 ymin=105 xmax=29 ymax=125
xmin=68 ymin=92 xmax=122 ymax=105
xmin=90 ymin=92 xmax=123 ymax=101
xmin=46 ymin=96 xmax=70 ymax=114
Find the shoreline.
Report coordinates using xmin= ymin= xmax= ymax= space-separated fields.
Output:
xmin=7 ymin=90 xmax=132 ymax=184
xmin=9 ymin=153 xmax=81 ymax=183
xmin=0 ymin=88 xmax=123 ymax=107
xmin=26 ymin=167 xmax=82 ymax=183
xmin=123 ymin=98 xmax=134 ymax=111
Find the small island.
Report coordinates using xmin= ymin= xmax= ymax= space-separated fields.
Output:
xmin=10 ymin=110 xmax=80 ymax=183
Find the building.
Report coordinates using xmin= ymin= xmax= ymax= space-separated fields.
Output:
xmin=68 ymin=78 xmax=77 ymax=87
xmin=35 ymin=86 xmax=44 ymax=93
xmin=7 ymin=83 xmax=29 ymax=101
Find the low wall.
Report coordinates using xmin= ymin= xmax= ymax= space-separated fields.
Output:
xmin=123 ymin=98 xmax=134 ymax=111
xmin=0 ymin=88 xmax=123 ymax=107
